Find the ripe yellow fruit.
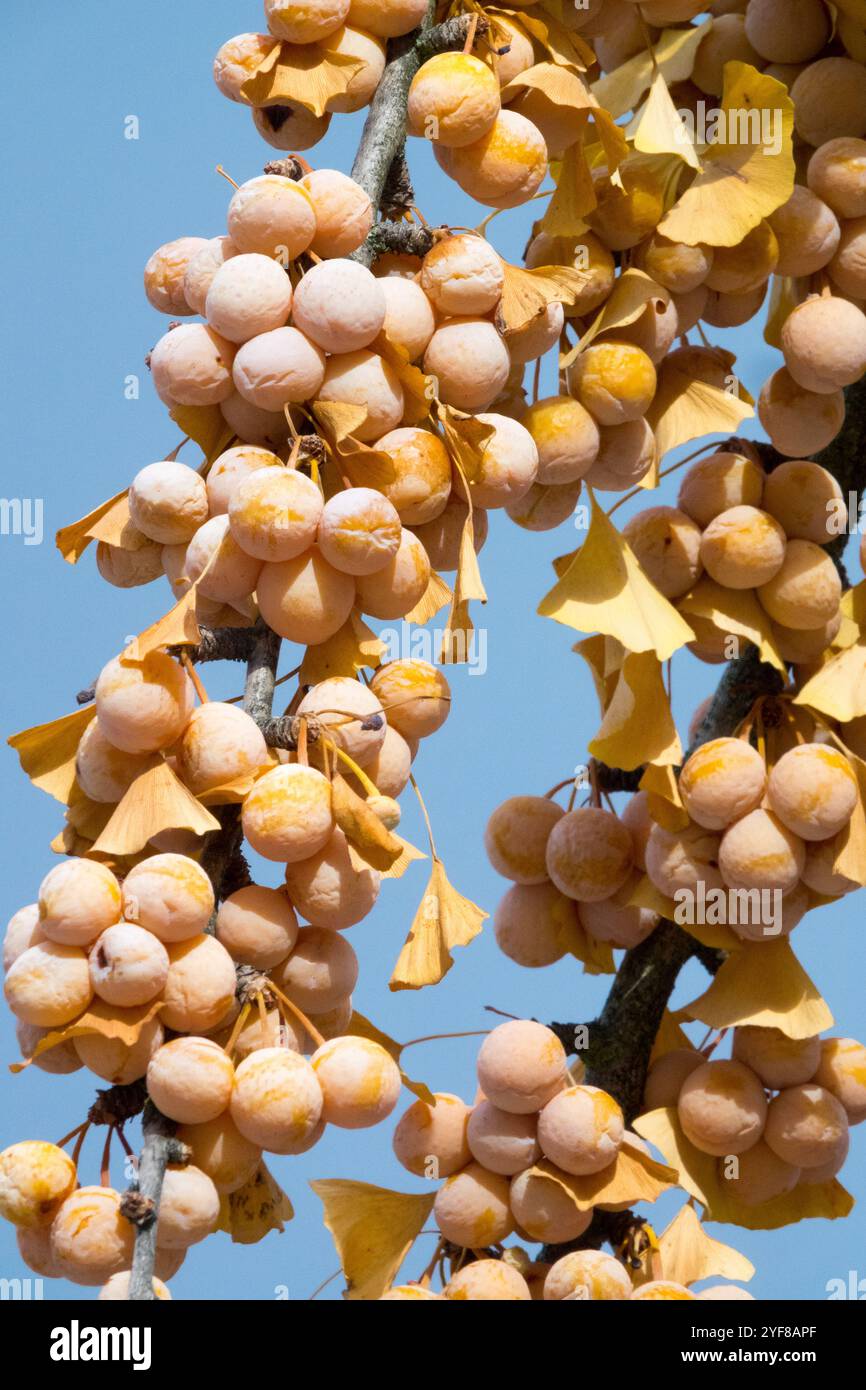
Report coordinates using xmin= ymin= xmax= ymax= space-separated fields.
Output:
xmin=213 ymin=32 xmax=276 ymax=103
xmin=678 ymin=1059 xmax=767 ymax=1157
xmin=231 ymin=1046 xmax=324 ymax=1153
xmin=757 ymin=538 xmax=841 ymax=629
xmin=490 ymin=16 xmax=535 ymax=86
xmin=579 ymin=878 xmax=659 ymax=949
xmin=762 ymin=460 xmax=843 ymax=543
xmin=765 ymin=1083 xmax=849 ymax=1167
xmin=484 ymin=795 xmax=563 ymax=884
xmin=321 ymin=26 xmax=386 ymax=112
xmin=568 ymin=341 xmax=657 ymax=426
xmin=692 ymin=14 xmax=761 ymax=94
xmin=767 ymin=743 xmax=857 ymax=842
xmin=50 ymin=1187 xmax=134 ymax=1286
xmin=379 ymin=280 xmax=437 ymax=363
xmin=414 ymin=494 xmax=489 ymax=570
xmin=757 ymin=366 xmax=845 ymax=457
xmin=801 ymin=836 xmax=859 ymax=897
xmin=121 ymin=853 xmax=214 ymax=943
xmin=284 ymin=827 xmax=380 ymax=930
xmin=146 ymin=1037 xmax=234 ymax=1125
xmin=253 ymin=104 xmax=332 ymax=152
xmin=89 ymin=924 xmax=168 ymax=1007
xmin=700 ymin=504 xmax=786 ymax=589
xmin=16 ymin=1020 xmax=81 ymax=1076
xmin=242 ymin=764 xmax=334 ymax=863
xmin=38 ymin=859 xmax=121 ymax=948
xmin=420 ymin=234 xmax=503 ymax=316
xmin=144 ymin=235 xmax=210 ymax=317
xmin=369 ymin=658 xmax=450 ymax=740
xmin=615 ymin=296 xmax=680 ymax=365
xmin=423 ymin=317 xmax=510 ymax=412
xmin=311 ymin=1036 xmax=401 ymax=1128
xmin=317 ymin=349 xmax=404 ymax=440
xmin=232 ymin=327 xmax=326 ymax=412
xmin=525 ymin=230 xmax=616 ymax=316
xmin=393 ymin=1092 xmax=471 ymax=1177
xmin=718 ymin=808 xmax=805 ymax=894
xmin=150 ymin=323 xmax=235 ymax=407
xmin=732 ymin=1025 xmax=821 ymax=1089
xmin=705 ymin=221 xmax=778 ymax=294
xmin=206 ymin=445 xmax=280 ymax=515
xmin=272 ymin=924 xmax=359 ymax=1012
xmin=781 ymin=295 xmax=866 ymax=393
xmin=466 ymin=1100 xmax=540 ymax=1175
xmin=434 ymin=110 xmax=547 ymax=209
xmin=216 ymin=885 xmax=298 ymax=970
xmin=641 ymin=234 xmax=713 ymax=293
xmin=95 ymin=650 xmax=194 ymax=755
xmin=506 ymin=478 xmax=582 ymax=531
xmin=205 ymin=253 xmax=293 ymax=345
xmin=259 ymin=547 xmax=355 ymax=643
xmin=16 ymin=1225 xmax=61 ymax=1277
xmin=155 ymin=1164 xmax=219 ymax=1249
xmin=702 ymin=282 xmax=768 ymax=329
xmin=769 ymin=187 xmax=840 ymax=279
xmin=408 ymin=54 xmax=500 ymax=148
xmin=0 ymin=1142 xmax=77 ymax=1229
xmin=679 ymin=737 xmax=767 ymax=831
xmin=724 ymin=1138 xmax=801 ymax=1206
xmin=183 ymin=237 xmax=239 ymax=317
xmin=506 ymin=301 xmax=565 ymax=366
xmin=745 ymin=0 xmax=830 ymax=62
xmin=445 ymin=1259 xmax=531 ymax=1300
xmin=96 ymin=538 xmax=163 ymax=590
xmin=354 ymin=527 xmax=429 ymax=619
xmin=791 ymin=58 xmax=866 ymax=147
xmin=184 ymin=515 xmax=262 ymax=605
xmin=161 ymin=934 xmax=236 ymax=1034
xmin=316 ymin=488 xmax=402 ymax=576
xmin=545 ymin=807 xmax=634 ymax=902
xmin=493 ymin=881 xmax=575 ymax=968
xmin=586 ymin=164 xmax=665 ymax=251
xmin=126 ymin=461 xmax=208 ymax=547
xmin=297 ymin=676 xmax=387 ymax=767
xmin=476 ymin=1019 xmax=568 ymax=1114
xmin=643 ymin=1048 xmax=704 ymax=1110
xmin=227 ymin=175 xmax=317 ymax=260
xmin=175 ymin=1114 xmax=261 ymax=1195
xmin=265 ymin=0 xmax=349 ymax=43
xmin=645 ymin=819 xmax=724 ymax=897
xmin=299 ymin=168 xmax=372 ymax=258
xmin=347 ymin=0 xmax=428 ymax=39
xmin=622 ymin=506 xmax=702 ymax=600
xmin=453 ymin=413 xmax=537 ymax=510
xmin=521 ymin=395 xmax=600 ymax=485
xmin=632 ymin=1280 xmax=697 ymax=1300
xmin=293 ymin=258 xmax=386 ymax=354
xmin=770 ymin=612 xmax=842 ymax=666
xmin=352 ymin=724 xmax=413 ymax=799
xmin=5 ymin=940 xmax=92 ymax=1028
xmin=380 ymin=1285 xmax=442 ymax=1300
xmin=176 ymin=701 xmax=268 ymax=797
xmin=508 ymin=1167 xmax=591 ymax=1243
xmin=100 ymin=1271 xmax=171 ymax=1300
xmin=538 ymin=1084 xmax=624 ymax=1175
xmin=75 ymin=1018 xmax=164 ymax=1085
xmin=807 ymin=138 xmax=866 ymax=220
xmin=828 ymin=216 xmax=866 ymax=300
xmin=544 ymin=1249 xmax=633 ymax=1301
xmin=813 ymin=1038 xmax=866 ymax=1124
xmin=374 ymin=427 xmax=451 ymax=525
xmin=434 ymin=1162 xmax=513 ymax=1246
xmin=585 ymin=417 xmax=655 ymax=491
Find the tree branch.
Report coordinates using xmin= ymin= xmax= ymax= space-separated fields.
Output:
xmin=124 ymin=1105 xmax=189 ymax=1301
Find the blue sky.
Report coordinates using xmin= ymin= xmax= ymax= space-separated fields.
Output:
xmin=1 ymin=0 xmax=863 ymax=1301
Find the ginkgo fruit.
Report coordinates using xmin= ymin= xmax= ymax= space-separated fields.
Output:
xmin=679 ymin=737 xmax=767 ymax=831
xmin=643 ymin=1048 xmax=705 ymax=1110
xmin=444 ymin=1260 xmax=531 ymax=1301
xmin=537 ymin=1084 xmax=624 ymax=1176
xmin=756 ymin=539 xmax=841 ymax=629
xmin=782 ymin=295 xmax=866 ymax=393
xmin=408 ymin=54 xmax=500 ymax=148
xmin=645 ymin=820 xmax=724 ymax=897
xmin=434 ymin=109 xmax=548 ymax=210
xmin=790 ymin=58 xmax=866 ymax=148
xmin=764 ymin=1083 xmax=849 ymax=1168
xmin=212 ymin=32 xmax=276 ymax=103
xmin=807 ymin=137 xmax=866 ymax=220
xmin=346 ymin=0 xmax=428 ymax=39
xmin=585 ymin=418 xmax=655 ymax=491
xmin=393 ymin=1092 xmax=472 ymax=1177
xmin=296 ymin=676 xmax=387 ymax=766
xmin=320 ymin=26 xmax=386 ymax=113
xmin=521 ymin=396 xmax=600 ymax=485
xmin=476 ymin=1020 xmax=568 ymax=1115
xmin=622 ymin=506 xmax=703 ymax=600
xmin=216 ymin=885 xmax=298 ymax=970
xmin=508 ymin=1168 xmax=591 ymax=1243
xmin=579 ymin=884 xmax=659 ymax=949
xmin=299 ymin=169 xmax=373 ymax=258
xmin=732 ymin=1026 xmax=821 ymax=1090
xmin=264 ymin=0 xmax=349 ymax=44
xmin=175 ymin=1113 xmax=261 ymax=1195
xmin=744 ymin=0 xmax=830 ymax=63
xmin=678 ymin=1059 xmax=768 ymax=1157
xmin=813 ymin=1038 xmax=866 ymax=1125
xmin=544 ymin=1249 xmax=633 ymax=1301
xmin=466 ymin=1101 xmax=540 ymax=1176
xmin=484 ymin=796 xmax=564 ymax=885
xmin=149 ymin=323 xmax=236 ymax=406
xmin=757 ymin=367 xmax=845 ymax=457
xmin=767 ymin=744 xmax=858 ymax=842
xmin=769 ymin=186 xmax=840 ymax=279
xmin=369 ymin=658 xmax=450 ymax=740
xmin=375 ymin=427 xmax=452 ymax=524
xmin=354 ymin=527 xmax=429 ymax=619
xmin=129 ymin=462 xmax=209 ymax=547
xmin=545 ymin=807 xmax=634 ymax=902
xmin=316 ymin=487 xmax=402 ymax=576
xmin=75 ymin=1018 xmax=164 ymax=1086
xmin=160 ymin=935 xmax=237 ymax=1034
xmin=641 ymin=234 xmax=713 ymax=294
xmin=317 ymin=349 xmax=404 ymax=440
xmin=718 ymin=808 xmax=805 ymax=894
xmin=15 ymin=1023 xmax=81 ymax=1077
xmin=724 ymin=1139 xmax=801 ymax=1206
xmin=4 ymin=941 xmax=93 ymax=1028
xmin=144 ymin=236 xmax=208 ymax=316
xmin=38 ymin=859 xmax=121 ymax=948
xmin=568 ymin=341 xmax=657 ymax=427
xmin=433 ymin=1163 xmax=514 ymax=1247
xmin=257 ymin=547 xmax=356 ymax=644
xmin=89 ymin=924 xmax=169 ymax=1008
xmin=177 ymin=701 xmax=269 ymax=795
xmin=631 ymin=1280 xmax=697 ymax=1301
xmin=413 ymin=494 xmax=489 ymax=570
xmin=94 ymin=650 xmax=194 ymax=754
xmin=419 ymin=235 xmax=503 ymax=317
xmin=704 ymin=222 xmax=779 ymax=295
xmin=761 ymin=460 xmax=843 ymax=544
xmin=50 ymin=1188 xmax=134 ymax=1286
xmin=232 ymin=327 xmax=326 ymax=411
xmin=146 ymin=1037 xmax=235 ymax=1125
xmin=454 ymin=413 xmax=538 ymax=510
xmin=493 ymin=881 xmax=575 ymax=969
xmin=121 ymin=854 xmax=215 ymax=942
xmin=293 ymin=258 xmax=386 ymax=354
xmin=423 ymin=317 xmax=511 ymax=412
xmin=155 ymin=1164 xmax=220 ymax=1250
xmin=284 ymin=828 xmax=380 ymax=930
xmin=205 ymin=253 xmax=293 ymax=345
xmin=272 ymin=925 xmax=359 ymax=1013
xmin=376 ymin=277 xmax=436 ymax=363
xmin=230 ymin=1046 xmax=324 ymax=1154
xmin=525 ymin=230 xmax=616 ymax=316
xmin=0 ymin=1142 xmax=77 ymax=1229
xmin=699 ymin=505 xmax=787 ymax=589
xmin=242 ymin=764 xmax=334 ymax=863
xmin=311 ymin=1036 xmax=401 ymax=1128
xmin=227 ymin=175 xmax=316 ymax=260
xmin=828 ymin=218 xmax=866 ymax=300
xmin=206 ymin=445 xmax=280 ymax=515
xmin=253 ymin=104 xmax=333 ymax=152
xmin=506 ymin=478 xmax=583 ymax=531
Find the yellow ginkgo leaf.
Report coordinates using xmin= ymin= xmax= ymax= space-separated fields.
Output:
xmin=299 ymin=610 xmax=383 ymax=685
xmin=678 ymin=576 xmax=785 ymax=672
xmin=347 ymin=1011 xmax=435 ymax=1105
xmin=763 ymin=274 xmax=803 ymax=350
xmin=90 ymin=761 xmax=221 ymax=856
xmin=8 ymin=704 xmax=97 ymax=805
xmin=639 ymin=763 xmax=690 ymax=833
xmin=171 ymin=404 xmax=235 ymax=465
xmin=217 ymin=1163 xmax=293 ymax=1245
xmin=403 ymin=572 xmax=452 ymax=627
xmin=65 ymin=787 xmax=122 ymax=842
xmin=561 ymin=268 xmax=669 ymax=368
xmin=373 ymin=331 xmax=433 ymax=427
xmin=574 ymin=634 xmax=626 ymax=713
xmin=525 ymin=1142 xmax=677 ymax=1213
xmin=541 ymin=140 xmax=596 ymax=236
xmin=658 ymin=1204 xmax=755 ymax=1287
xmin=647 ymin=352 xmax=754 ymax=459
xmin=795 ymin=641 xmax=866 ymax=722
xmin=390 ymin=857 xmax=487 ymax=991
xmin=313 ymin=398 xmax=370 ymax=446
xmin=557 ymin=902 xmax=616 ymax=976
xmin=380 ymin=835 xmax=428 ymax=881
xmin=10 ymin=998 xmax=165 ymax=1073
xmin=331 ymin=774 xmax=403 ymax=871
xmin=499 ymin=6 xmax=593 ymax=71
xmin=55 ymin=489 xmax=138 ymax=564
xmin=828 ymin=746 xmax=866 ymax=887
xmin=310 ymin=1179 xmax=435 ymax=1301
xmin=121 ymin=585 xmax=202 ymax=665
xmin=538 ymin=492 xmax=695 ymax=662
xmin=592 ymin=21 xmax=712 ymax=120
xmin=633 ymin=71 xmax=700 ymax=169
xmin=682 ymin=939 xmax=833 ymax=1040
xmin=496 ymin=261 xmax=593 ymax=336
xmin=240 ymin=39 xmax=364 ymax=118
xmin=588 ymin=650 xmax=682 ymax=770
xmin=648 ymin=1009 xmax=694 ymax=1065
xmin=658 ymin=64 xmax=795 ymax=247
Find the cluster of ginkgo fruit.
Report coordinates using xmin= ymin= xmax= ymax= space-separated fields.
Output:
xmin=483 ymin=787 xmax=659 ymax=968
xmin=644 ymin=1025 xmax=866 ymax=1205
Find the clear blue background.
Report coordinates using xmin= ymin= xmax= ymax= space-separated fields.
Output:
xmin=1 ymin=0 xmax=862 ymax=1301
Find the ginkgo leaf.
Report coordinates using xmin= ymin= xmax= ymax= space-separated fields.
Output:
xmin=538 ymin=492 xmax=695 ymax=662
xmin=347 ymin=1011 xmax=435 ymax=1105
xmin=500 ymin=63 xmax=627 ymax=171
xmin=240 ymin=39 xmax=365 ymax=118
xmin=574 ymin=634 xmax=626 ymax=713
xmin=588 ymin=650 xmax=682 ymax=770
xmin=10 ymin=998 xmax=164 ymax=1072
xmin=121 ymin=585 xmax=202 ymax=664
xmin=639 ymin=763 xmax=690 ymax=833
xmin=390 ymin=857 xmax=487 ymax=991
xmin=499 ymin=6 xmax=593 ymax=71
xmin=658 ymin=1204 xmax=755 ymax=1286
xmin=541 ymin=139 xmax=596 ymax=235
xmin=438 ymin=404 xmax=495 ymax=486
xmin=313 ymin=399 xmax=370 ymax=445
xmin=826 ymin=744 xmax=866 ymax=887
xmin=65 ymin=786 xmax=122 ymax=842
xmin=171 ymin=404 xmax=235 ymax=465
xmin=8 ymin=705 xmax=97 ymax=805
xmin=91 ymin=761 xmax=221 ymax=856
xmin=380 ymin=835 xmax=428 ymax=881
xmin=331 ymin=774 xmax=402 ymax=871
xmin=764 ymin=275 xmax=803 ymax=350
xmin=310 ymin=1179 xmax=435 ymax=1301
xmin=592 ymin=21 xmax=712 ymax=119
xmin=373 ymin=331 xmax=433 ymax=427
xmin=496 ymin=261 xmax=591 ymax=335
xmin=795 ymin=641 xmax=866 ymax=721
xmin=683 ymin=940 xmax=833 ymax=1040
xmin=217 ymin=1163 xmax=293 ymax=1245
xmin=648 ymin=1009 xmax=694 ymax=1066
xmin=299 ymin=610 xmax=383 ymax=685
xmin=658 ymin=64 xmax=795 ymax=247
xmin=525 ymin=1141 xmax=677 ymax=1213
xmin=56 ymin=489 xmax=138 ymax=564
xmin=557 ymin=898 xmax=616 ymax=976
xmin=403 ymin=572 xmax=452 ymax=626
xmin=678 ymin=576 xmax=785 ymax=672
xmin=633 ymin=71 xmax=700 ymax=169
xmin=647 ymin=352 xmax=754 ymax=459
xmin=561 ymin=267 xmax=670 ymax=369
